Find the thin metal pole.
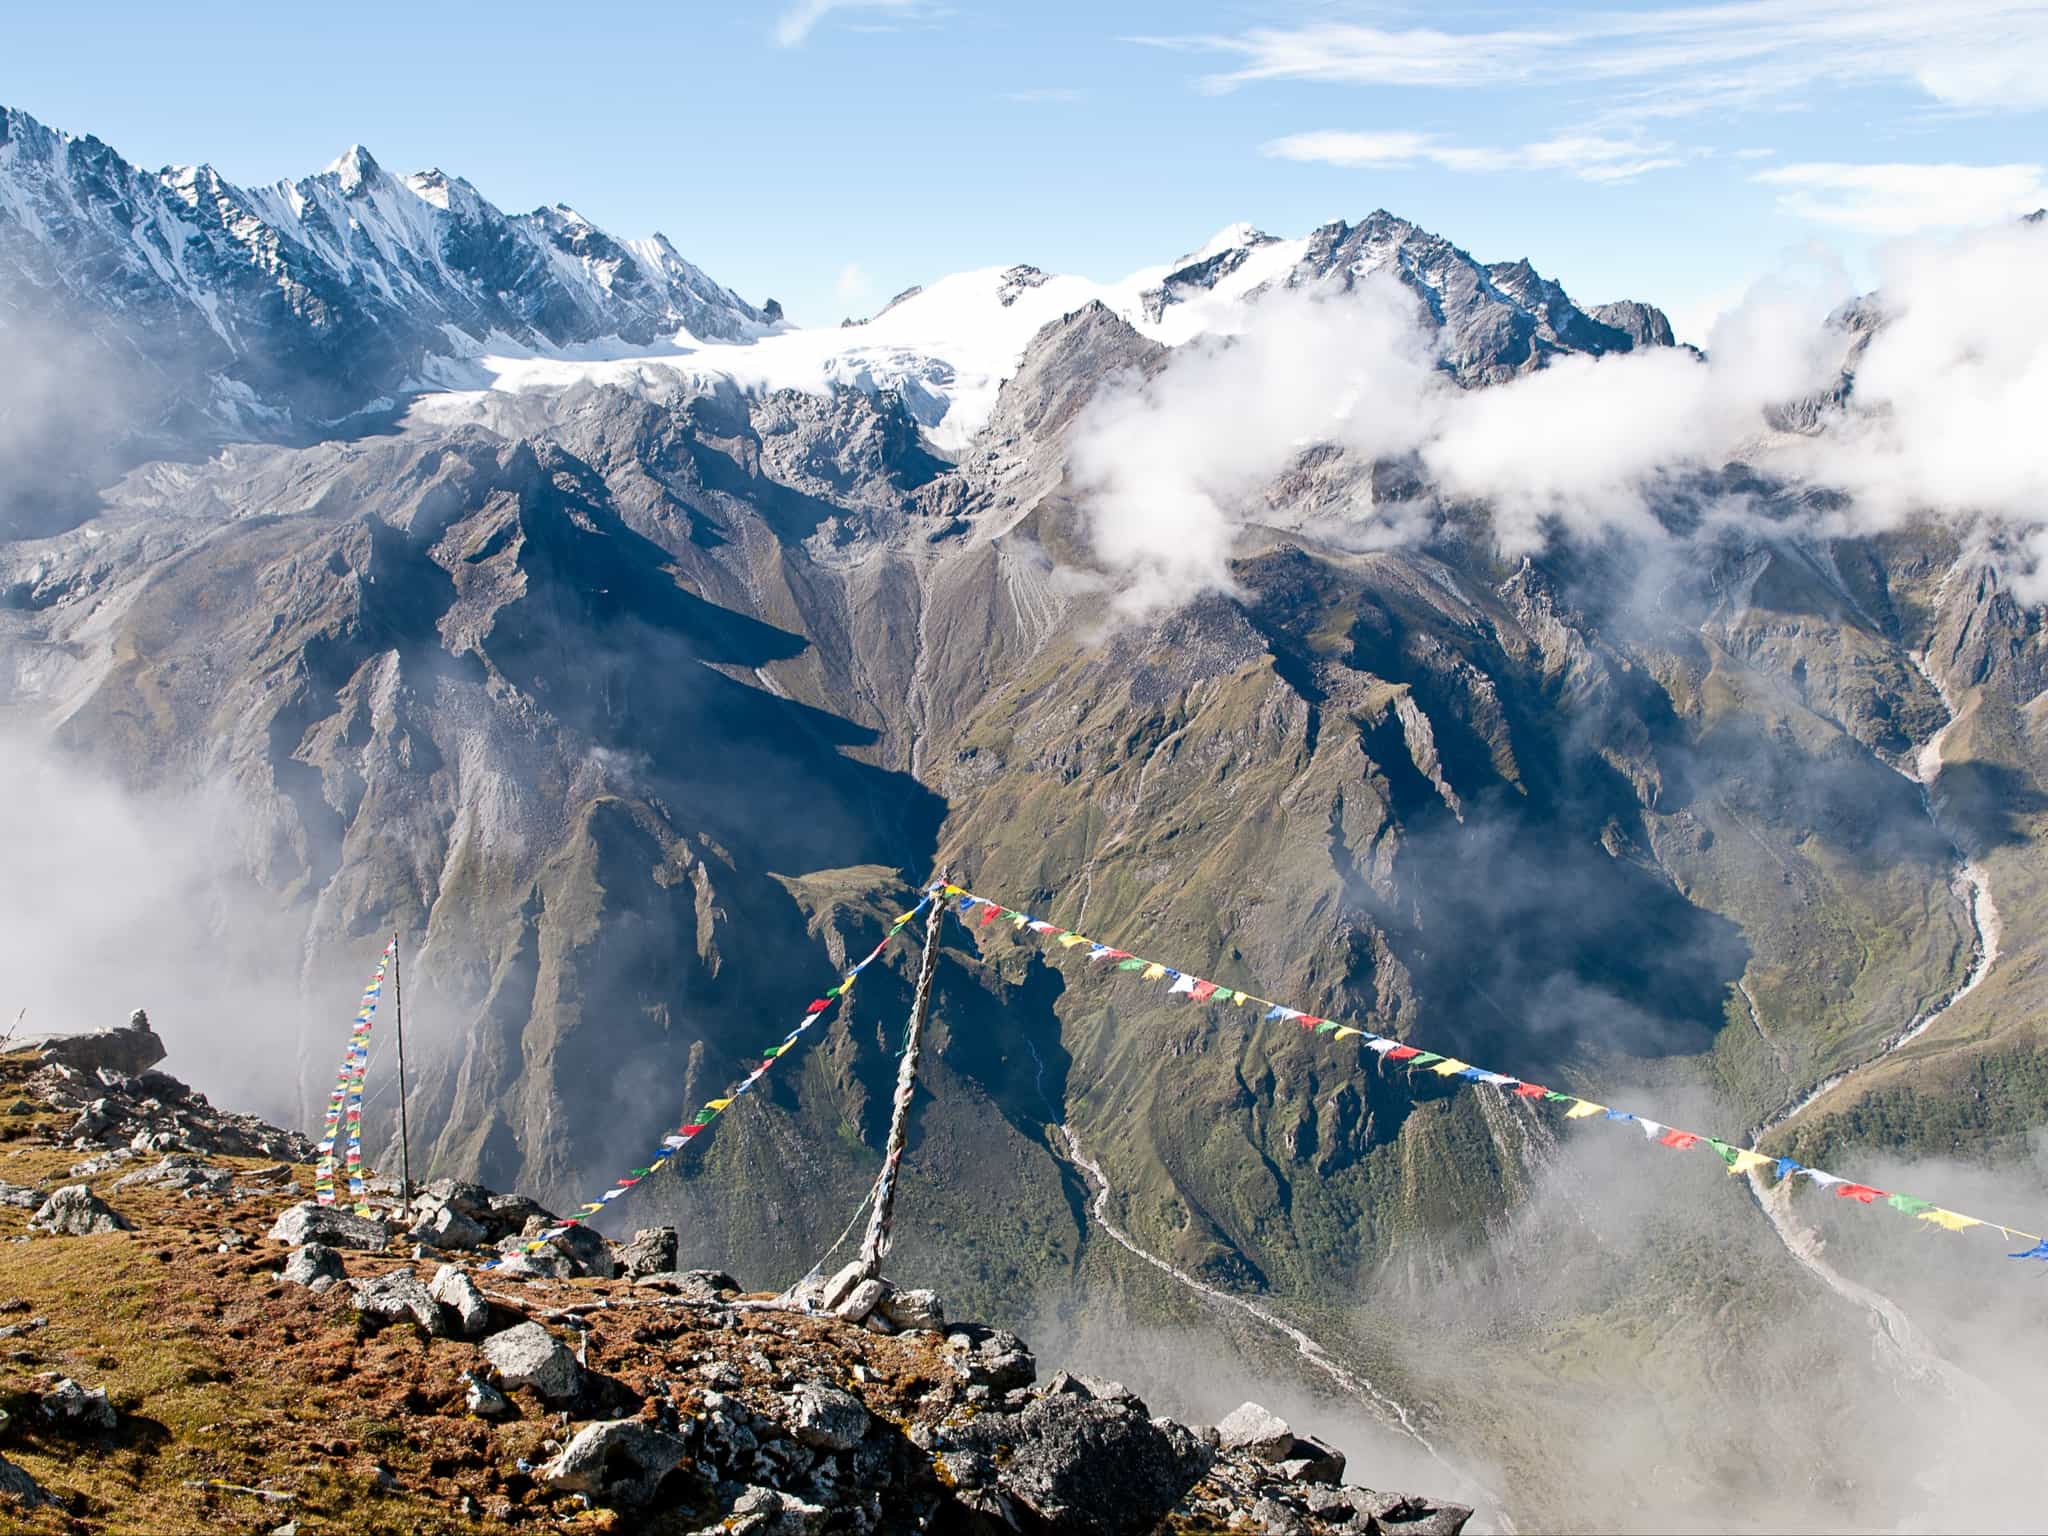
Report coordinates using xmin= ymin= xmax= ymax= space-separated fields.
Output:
xmin=392 ymin=932 xmax=415 ymax=1213
xmin=857 ymin=891 xmax=946 ymax=1280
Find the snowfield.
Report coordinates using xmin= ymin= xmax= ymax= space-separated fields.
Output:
xmin=431 ymin=228 xmax=1310 ymax=452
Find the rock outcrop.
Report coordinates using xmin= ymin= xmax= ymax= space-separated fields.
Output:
xmin=26 ymin=1010 xmax=167 ymax=1079
xmin=0 ymin=1049 xmax=1473 ymax=1533
xmin=28 ymin=1184 xmax=130 ymax=1236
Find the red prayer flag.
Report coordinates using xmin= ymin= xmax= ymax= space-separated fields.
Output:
xmin=980 ymin=906 xmax=1004 ymax=925
xmin=1658 ymin=1129 xmax=1701 ymax=1150
xmin=1387 ymin=1045 xmax=1422 ymax=1060
xmin=680 ymin=1124 xmax=704 ymax=1135
xmin=1513 ymin=1083 xmax=1548 ymax=1098
xmin=1299 ymin=1016 xmax=1322 ymax=1030
xmin=1190 ymin=980 xmax=1219 ymax=1002
xmin=1835 ymin=1183 xmax=1887 ymax=1203
xmin=1104 ymin=950 xmax=1132 ymax=961
xmin=807 ymin=999 xmax=831 ymax=1013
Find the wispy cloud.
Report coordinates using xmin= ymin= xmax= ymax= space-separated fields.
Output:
xmin=1145 ymin=2 xmax=2048 ymax=118
xmin=1265 ymin=129 xmax=1682 ymax=183
xmin=773 ymin=0 xmax=926 ymax=48
xmin=834 ymin=262 xmax=874 ymax=302
xmin=1754 ymin=161 xmax=2048 ymax=233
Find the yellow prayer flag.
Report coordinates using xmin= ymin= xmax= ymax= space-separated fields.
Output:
xmin=1565 ymin=1100 xmax=1606 ymax=1119
xmin=1235 ymin=992 xmax=1254 ymax=1006
xmin=1725 ymin=1148 xmax=1774 ymax=1177
xmin=1141 ymin=963 xmax=1168 ymax=981
xmin=706 ymin=1098 xmax=733 ymax=1111
xmin=1918 ymin=1208 xmax=1981 ymax=1232
xmin=1430 ymin=1058 xmax=1471 ymax=1076
xmin=944 ymin=884 xmax=965 ymax=895
xmin=1334 ymin=1027 xmax=1361 ymax=1040
xmin=1059 ymin=933 xmax=1089 ymax=948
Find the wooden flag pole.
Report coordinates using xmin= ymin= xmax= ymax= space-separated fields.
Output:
xmin=857 ymin=890 xmax=946 ymax=1281
xmin=392 ymin=932 xmax=416 ymax=1214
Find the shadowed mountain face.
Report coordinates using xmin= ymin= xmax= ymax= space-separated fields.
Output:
xmin=6 ymin=109 xmax=2048 ymax=1532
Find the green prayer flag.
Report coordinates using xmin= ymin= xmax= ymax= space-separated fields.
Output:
xmin=1116 ymin=959 xmax=1146 ymax=971
xmin=1410 ymin=1052 xmax=1443 ymax=1067
xmin=1315 ymin=1021 xmax=1339 ymax=1033
xmin=629 ymin=1167 xmax=651 ymax=1178
xmin=1708 ymin=1138 xmax=1739 ymax=1166
xmin=1886 ymin=1194 xmax=1935 ymax=1216
xmin=1543 ymin=1091 xmax=1573 ymax=1102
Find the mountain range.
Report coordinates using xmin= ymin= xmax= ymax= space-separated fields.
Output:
xmin=3 ymin=104 xmax=2044 ymax=1530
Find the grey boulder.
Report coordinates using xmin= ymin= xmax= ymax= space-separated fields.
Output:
xmin=541 ymin=1418 xmax=687 ymax=1507
xmin=0 ymin=1452 xmax=49 ymax=1508
xmin=876 ymin=1287 xmax=945 ymax=1331
xmin=463 ymin=1373 xmax=512 ymax=1419
xmin=30 ymin=1184 xmax=131 ymax=1236
xmin=945 ymin=1326 xmax=1035 ymax=1390
xmin=1274 ymin=1435 xmax=1346 ymax=1485
xmin=940 ymin=1392 xmax=1212 ymax=1536
xmin=267 ymin=1201 xmax=389 ymax=1251
xmin=615 ymin=1225 xmax=677 ymax=1278
xmin=281 ymin=1243 xmax=346 ymax=1288
xmin=39 ymin=1377 xmax=118 ymax=1432
xmin=428 ymin=1263 xmax=490 ymax=1336
xmin=1216 ymin=1401 xmax=1296 ymax=1461
xmin=349 ymin=1269 xmax=449 ymax=1335
xmin=481 ymin=1322 xmax=581 ymax=1402
xmin=30 ymin=1015 xmax=166 ymax=1078
xmin=413 ymin=1202 xmax=487 ymax=1251
xmin=787 ymin=1382 xmax=870 ymax=1452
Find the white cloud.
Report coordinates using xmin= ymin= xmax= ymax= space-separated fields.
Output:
xmin=1754 ymin=161 xmax=2048 ymax=234
xmin=1148 ymin=2 xmax=2048 ymax=118
xmin=774 ymin=0 xmax=924 ymax=48
xmin=1265 ymin=129 xmax=1681 ymax=183
xmin=1070 ymin=282 xmax=1442 ymax=618
xmin=1074 ymin=217 xmax=2048 ymax=612
xmin=1782 ymin=220 xmax=2048 ymax=591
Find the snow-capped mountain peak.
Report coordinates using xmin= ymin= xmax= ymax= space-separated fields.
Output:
xmin=0 ymin=104 xmax=769 ymax=430
xmin=1 ymin=101 xmax=1677 ymax=472
xmin=324 ymin=143 xmax=380 ymax=193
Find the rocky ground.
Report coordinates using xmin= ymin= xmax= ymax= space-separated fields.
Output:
xmin=0 ymin=1028 xmax=1471 ymax=1535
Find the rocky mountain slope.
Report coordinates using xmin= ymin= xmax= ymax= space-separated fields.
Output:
xmin=3 ymin=102 xmax=2046 ymax=1531
xmin=0 ymin=1033 xmax=1470 ymax=1534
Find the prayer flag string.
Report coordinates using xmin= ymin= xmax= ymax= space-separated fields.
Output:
xmin=499 ymin=892 xmax=937 ymax=1259
xmin=939 ymin=884 xmax=2046 ymax=1260
xmin=314 ymin=939 xmax=396 ymax=1217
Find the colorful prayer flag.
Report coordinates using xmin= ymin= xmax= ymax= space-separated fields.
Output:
xmin=1920 ymin=1208 xmax=1980 ymax=1232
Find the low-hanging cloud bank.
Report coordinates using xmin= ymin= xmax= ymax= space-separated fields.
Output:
xmin=1072 ymin=217 xmax=2048 ymax=616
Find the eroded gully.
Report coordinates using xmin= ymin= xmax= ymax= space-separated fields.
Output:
xmin=1742 ymin=610 xmax=2002 ymax=1381
xmin=1055 ymin=1123 xmax=1515 ymax=1530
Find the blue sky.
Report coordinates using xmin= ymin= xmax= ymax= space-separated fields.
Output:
xmin=8 ymin=1 xmax=2046 ymax=338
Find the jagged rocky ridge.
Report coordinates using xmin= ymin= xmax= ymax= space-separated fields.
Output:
xmin=0 ymin=1036 xmax=1470 ymax=1534
xmin=0 ymin=105 xmax=770 ymax=532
